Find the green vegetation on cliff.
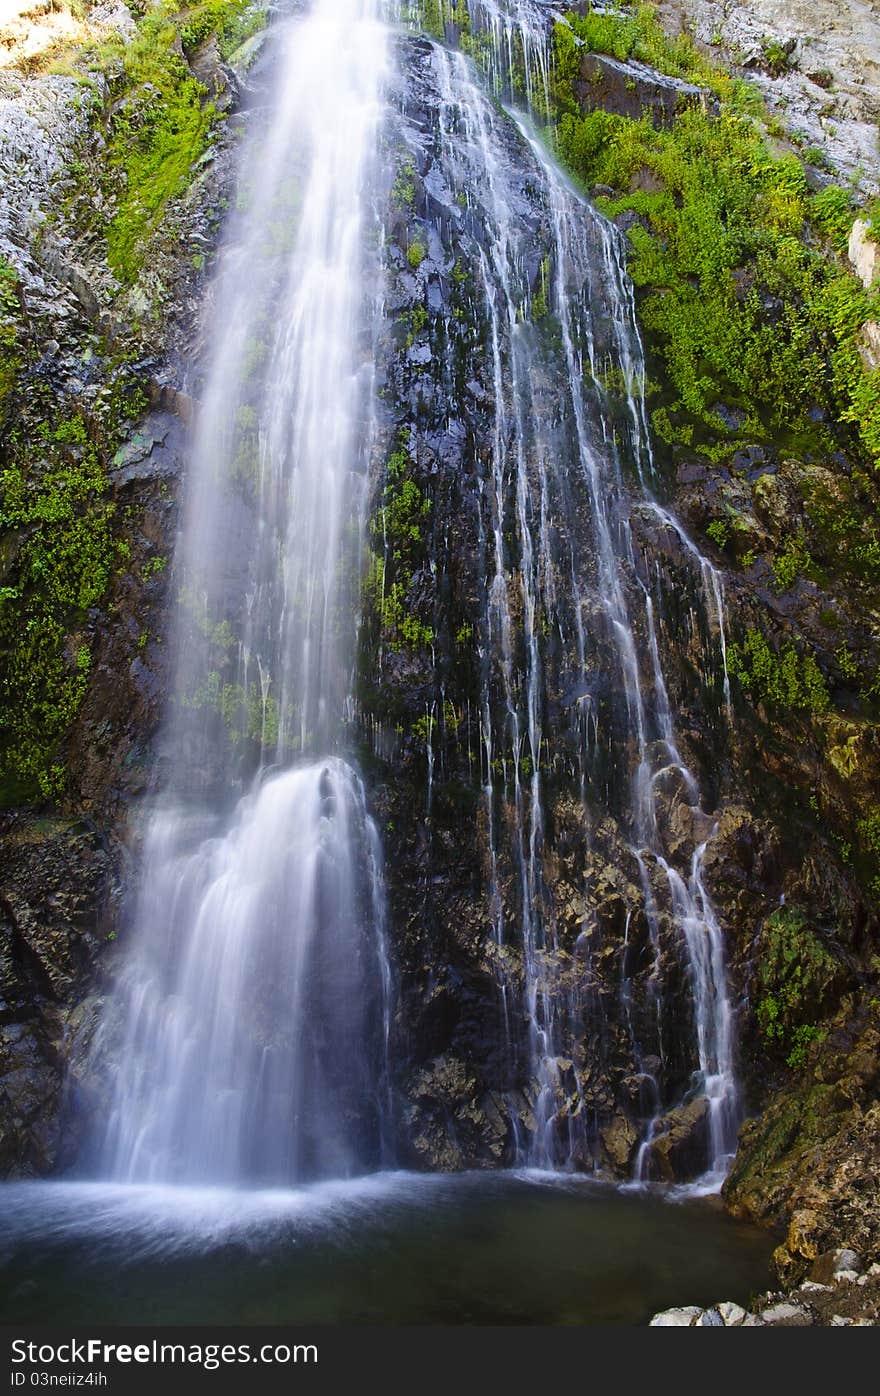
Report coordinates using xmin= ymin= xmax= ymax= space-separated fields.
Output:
xmin=365 ymin=445 xmax=435 ymax=655
xmin=0 ymin=261 xmax=21 ymax=427
xmin=554 ymin=2 xmax=739 ymax=98
xmin=726 ymin=630 xmax=830 ymax=716
xmin=551 ymin=6 xmax=880 ymax=471
xmin=755 ymin=907 xmax=840 ymax=1067
xmin=100 ymin=19 xmax=217 ymax=284
xmin=58 ymin=1 xmax=265 ymax=283
xmin=0 ymin=396 xmax=141 ymax=800
xmin=540 ymin=5 xmax=880 ymax=882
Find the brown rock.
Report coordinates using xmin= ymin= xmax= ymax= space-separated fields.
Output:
xmin=645 ymin=1097 xmax=710 ymax=1181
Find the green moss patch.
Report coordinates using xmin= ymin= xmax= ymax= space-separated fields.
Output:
xmin=71 ymin=2 xmax=265 ymax=284
xmin=551 ymin=11 xmax=880 ymax=469
xmin=0 ymin=412 xmax=124 ymax=799
xmin=755 ymin=907 xmax=841 ymax=1068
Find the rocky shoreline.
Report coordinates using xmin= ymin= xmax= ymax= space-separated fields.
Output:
xmin=652 ymin=1247 xmax=880 ymax=1325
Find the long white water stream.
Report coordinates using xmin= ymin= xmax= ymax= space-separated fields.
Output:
xmin=92 ymin=0 xmax=395 ymax=1185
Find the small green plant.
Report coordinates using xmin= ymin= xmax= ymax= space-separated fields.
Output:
xmin=836 ymin=642 xmax=858 ymax=680
xmin=531 ymin=256 xmax=552 ymax=321
xmin=809 ymin=184 xmax=854 ymax=250
xmin=785 ymin=1023 xmax=825 ymax=1069
xmin=141 ymin=555 xmax=167 ymax=580
xmin=405 ymin=301 xmax=429 ymax=347
xmin=772 ymin=533 xmax=812 ymax=591
xmin=761 ymin=37 xmax=796 ymax=78
xmin=392 ymin=158 xmax=417 ymax=209
xmin=407 ymin=239 xmax=427 ymax=271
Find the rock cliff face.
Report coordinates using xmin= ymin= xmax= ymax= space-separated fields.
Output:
xmin=352 ymin=29 xmax=737 ymax=1176
xmin=656 ymin=0 xmax=880 ymax=190
xmin=0 ymin=0 xmax=879 ymax=1298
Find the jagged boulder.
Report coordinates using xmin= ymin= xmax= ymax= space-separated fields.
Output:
xmin=643 ymin=1097 xmax=711 ymax=1181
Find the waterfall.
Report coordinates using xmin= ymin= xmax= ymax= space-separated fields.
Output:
xmin=88 ymin=0 xmax=739 ymax=1191
xmin=412 ymin=0 xmax=739 ymax=1180
xmin=91 ymin=0 xmax=395 ymax=1185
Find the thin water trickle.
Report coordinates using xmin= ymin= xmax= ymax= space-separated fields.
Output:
xmin=422 ymin=0 xmax=740 ymax=1181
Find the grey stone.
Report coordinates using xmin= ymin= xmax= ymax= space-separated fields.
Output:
xmin=760 ymin=1302 xmax=813 ymax=1325
xmin=649 ymin=1306 xmax=704 ymax=1326
xmin=716 ymin=1301 xmax=750 ymax=1326
xmin=655 ymin=0 xmax=880 ymax=190
xmin=835 ymin=1249 xmax=863 ymax=1275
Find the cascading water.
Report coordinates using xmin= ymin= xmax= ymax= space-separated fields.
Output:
xmin=100 ymin=764 xmax=391 ymax=1184
xmin=401 ymin=0 xmax=740 ymax=1181
xmin=90 ymin=0 xmax=738 ymax=1191
xmin=91 ymin=0 xmax=396 ymax=1185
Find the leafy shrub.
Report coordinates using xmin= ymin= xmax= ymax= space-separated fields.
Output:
xmin=727 ymin=629 xmax=829 ymax=713
xmin=755 ymin=907 xmax=838 ymax=1068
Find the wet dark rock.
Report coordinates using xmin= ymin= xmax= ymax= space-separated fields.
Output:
xmin=730 ymin=444 xmax=768 ymax=474
xmin=709 ymin=403 xmax=744 ymax=433
xmin=0 ymin=816 xmax=121 ymax=1174
xmin=403 ymin=1056 xmax=509 ymax=1170
xmin=612 ymin=209 xmax=645 ymax=235
xmin=643 ymin=1097 xmax=711 ymax=1182
xmin=189 ymin=37 xmax=239 ymax=114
